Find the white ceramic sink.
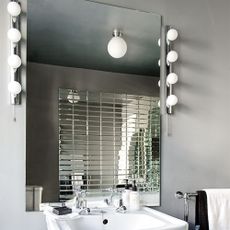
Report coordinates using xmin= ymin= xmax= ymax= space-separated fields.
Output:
xmin=44 ymin=206 xmax=188 ymax=230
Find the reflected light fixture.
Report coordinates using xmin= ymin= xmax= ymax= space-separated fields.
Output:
xmin=67 ymin=90 xmax=80 ymax=103
xmin=107 ymin=29 xmax=127 ymax=58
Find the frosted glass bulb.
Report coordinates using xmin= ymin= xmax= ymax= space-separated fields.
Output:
xmin=108 ymin=36 xmax=127 ymax=58
xmin=7 ymin=28 xmax=21 ymax=43
xmin=167 ymin=73 xmax=178 ymax=85
xmin=7 ymin=2 xmax=21 ymax=17
xmin=167 ymin=28 xmax=178 ymax=41
xmin=158 ymin=38 xmax=161 ymax=47
xmin=8 ymin=54 xmax=21 ymax=69
xmin=158 ymin=59 xmax=161 ymax=67
xmin=167 ymin=50 xmax=178 ymax=63
xmin=8 ymin=80 xmax=21 ymax=95
xmin=166 ymin=95 xmax=178 ymax=107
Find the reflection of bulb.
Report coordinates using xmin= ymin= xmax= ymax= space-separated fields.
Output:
xmin=7 ymin=28 xmax=21 ymax=43
xmin=167 ymin=73 xmax=178 ymax=85
xmin=167 ymin=28 xmax=178 ymax=41
xmin=67 ymin=91 xmax=80 ymax=103
xmin=158 ymin=59 xmax=161 ymax=67
xmin=8 ymin=54 xmax=21 ymax=69
xmin=8 ymin=81 xmax=22 ymax=96
xmin=158 ymin=100 xmax=160 ymax=108
xmin=166 ymin=95 xmax=178 ymax=107
xmin=158 ymin=38 xmax=161 ymax=47
xmin=167 ymin=50 xmax=178 ymax=63
xmin=158 ymin=80 xmax=160 ymax=87
xmin=7 ymin=2 xmax=21 ymax=17
xmin=108 ymin=36 xmax=127 ymax=58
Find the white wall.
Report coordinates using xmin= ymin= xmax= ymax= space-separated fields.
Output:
xmin=1 ymin=0 xmax=230 ymax=229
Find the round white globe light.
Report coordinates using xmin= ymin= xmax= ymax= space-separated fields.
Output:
xmin=167 ymin=50 xmax=178 ymax=63
xmin=158 ymin=80 xmax=160 ymax=87
xmin=107 ymin=36 xmax=127 ymax=58
xmin=166 ymin=95 xmax=178 ymax=107
xmin=67 ymin=92 xmax=80 ymax=103
xmin=8 ymin=80 xmax=22 ymax=95
xmin=7 ymin=2 xmax=21 ymax=17
xmin=167 ymin=73 xmax=178 ymax=85
xmin=158 ymin=38 xmax=161 ymax=47
xmin=8 ymin=54 xmax=21 ymax=69
xmin=7 ymin=28 xmax=21 ymax=43
xmin=167 ymin=28 xmax=178 ymax=41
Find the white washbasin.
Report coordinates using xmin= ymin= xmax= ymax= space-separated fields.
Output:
xmin=44 ymin=206 xmax=188 ymax=230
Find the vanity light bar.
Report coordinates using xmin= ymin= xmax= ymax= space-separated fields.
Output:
xmin=7 ymin=0 xmax=22 ymax=105
xmin=165 ymin=26 xmax=179 ymax=114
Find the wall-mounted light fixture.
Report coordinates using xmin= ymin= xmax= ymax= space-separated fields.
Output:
xmin=107 ymin=29 xmax=127 ymax=59
xmin=165 ymin=26 xmax=179 ymax=114
xmin=7 ymin=1 xmax=22 ymax=106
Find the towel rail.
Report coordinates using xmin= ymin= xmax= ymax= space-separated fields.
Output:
xmin=175 ymin=191 xmax=198 ymax=222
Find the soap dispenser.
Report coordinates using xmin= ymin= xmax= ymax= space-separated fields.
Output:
xmin=122 ymin=179 xmax=131 ymax=208
xmin=129 ymin=180 xmax=140 ymax=211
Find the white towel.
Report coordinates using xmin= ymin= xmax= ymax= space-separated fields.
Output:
xmin=204 ymin=189 xmax=230 ymax=230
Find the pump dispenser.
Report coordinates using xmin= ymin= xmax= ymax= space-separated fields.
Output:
xmin=122 ymin=179 xmax=131 ymax=208
xmin=129 ymin=180 xmax=140 ymax=211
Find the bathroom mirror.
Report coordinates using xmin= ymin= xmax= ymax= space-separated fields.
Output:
xmin=26 ymin=0 xmax=161 ymax=211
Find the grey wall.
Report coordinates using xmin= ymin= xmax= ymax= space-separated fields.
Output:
xmin=26 ymin=62 xmax=159 ymax=202
xmin=1 ymin=0 xmax=230 ymax=229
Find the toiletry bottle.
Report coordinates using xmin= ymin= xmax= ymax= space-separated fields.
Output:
xmin=122 ymin=179 xmax=131 ymax=208
xmin=129 ymin=180 xmax=140 ymax=211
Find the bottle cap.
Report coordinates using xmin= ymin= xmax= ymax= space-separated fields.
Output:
xmin=132 ymin=180 xmax=137 ymax=191
xmin=125 ymin=179 xmax=129 ymax=189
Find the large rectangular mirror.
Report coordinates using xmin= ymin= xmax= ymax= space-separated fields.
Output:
xmin=26 ymin=0 xmax=161 ymax=211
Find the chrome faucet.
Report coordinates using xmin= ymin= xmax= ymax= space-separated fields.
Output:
xmin=78 ymin=207 xmax=91 ymax=215
xmin=75 ymin=188 xmax=87 ymax=209
xmin=116 ymin=198 xmax=127 ymax=213
xmin=104 ymin=188 xmax=117 ymax=206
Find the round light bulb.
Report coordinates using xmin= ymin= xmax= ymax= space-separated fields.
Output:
xmin=67 ymin=92 xmax=80 ymax=103
xmin=158 ymin=59 xmax=161 ymax=67
xmin=8 ymin=80 xmax=22 ymax=95
xmin=7 ymin=2 xmax=21 ymax=17
xmin=158 ymin=80 xmax=160 ymax=87
xmin=166 ymin=95 xmax=178 ymax=107
xmin=8 ymin=54 xmax=21 ymax=69
xmin=167 ymin=73 xmax=178 ymax=85
xmin=108 ymin=36 xmax=127 ymax=58
xmin=167 ymin=50 xmax=178 ymax=63
xmin=167 ymin=28 xmax=178 ymax=42
xmin=7 ymin=28 xmax=21 ymax=43
xmin=158 ymin=38 xmax=161 ymax=47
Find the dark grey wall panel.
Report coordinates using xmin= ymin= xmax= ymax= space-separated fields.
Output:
xmin=26 ymin=62 xmax=159 ymax=202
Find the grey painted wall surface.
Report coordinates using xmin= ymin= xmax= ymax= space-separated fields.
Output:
xmin=1 ymin=0 xmax=230 ymax=230
xmin=26 ymin=62 xmax=159 ymax=202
